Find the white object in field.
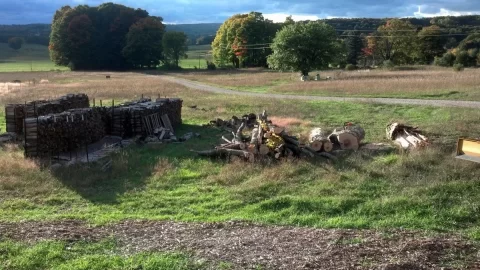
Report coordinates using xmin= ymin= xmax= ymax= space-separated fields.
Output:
xmin=315 ymin=74 xmax=320 ymax=81
xmin=301 ymin=75 xmax=309 ymax=81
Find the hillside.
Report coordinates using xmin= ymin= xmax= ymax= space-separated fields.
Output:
xmin=3 ymin=15 xmax=480 ymax=47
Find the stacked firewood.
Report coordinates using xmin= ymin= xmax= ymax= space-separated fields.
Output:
xmin=195 ymin=111 xmax=337 ymax=162
xmin=5 ymin=93 xmax=90 ymax=134
xmin=24 ymin=108 xmax=105 ymax=157
xmin=386 ymin=123 xmax=429 ymax=149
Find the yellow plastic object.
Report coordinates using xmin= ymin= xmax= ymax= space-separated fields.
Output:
xmin=456 ymin=138 xmax=480 ymax=163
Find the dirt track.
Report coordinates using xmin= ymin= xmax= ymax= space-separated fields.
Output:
xmin=160 ymin=76 xmax=480 ymax=108
xmin=1 ymin=220 xmax=479 ymax=269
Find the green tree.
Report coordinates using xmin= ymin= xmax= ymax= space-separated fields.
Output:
xmin=162 ymin=31 xmax=188 ymax=67
xmin=344 ymin=31 xmax=363 ymax=65
xmin=417 ymin=25 xmax=447 ymax=64
xmin=267 ymin=21 xmax=341 ymax=76
xmin=122 ymin=17 xmax=165 ymax=69
xmin=8 ymin=37 xmax=24 ymax=50
xmin=49 ymin=3 xmax=151 ymax=70
xmin=372 ymin=19 xmax=417 ymax=64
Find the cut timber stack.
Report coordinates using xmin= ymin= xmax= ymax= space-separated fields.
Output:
xmin=5 ymin=94 xmax=89 ymax=134
xmin=5 ymin=105 xmax=24 ymax=134
xmin=24 ymin=108 xmax=105 ymax=157
xmin=309 ymin=128 xmax=333 ymax=152
xmin=386 ymin=122 xmax=428 ymax=150
xmin=329 ymin=124 xmax=365 ymax=150
xmin=109 ymin=98 xmax=182 ymax=138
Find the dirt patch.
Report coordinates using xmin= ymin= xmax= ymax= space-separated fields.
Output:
xmin=268 ymin=116 xmax=311 ymax=128
xmin=1 ymin=220 xmax=478 ymax=269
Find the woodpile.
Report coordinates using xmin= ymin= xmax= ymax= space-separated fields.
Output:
xmin=5 ymin=94 xmax=89 ymax=134
xmin=24 ymin=108 xmax=105 ymax=157
xmin=386 ymin=123 xmax=429 ymax=150
xmin=195 ymin=111 xmax=336 ymax=162
xmin=207 ymin=113 xmax=258 ymax=131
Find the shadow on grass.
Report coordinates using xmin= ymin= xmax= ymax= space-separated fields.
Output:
xmin=418 ymin=91 xmax=461 ymax=99
xmin=51 ymin=123 xmax=224 ymax=205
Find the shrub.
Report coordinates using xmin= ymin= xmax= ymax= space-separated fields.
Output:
xmin=345 ymin=64 xmax=357 ymax=71
xmin=382 ymin=60 xmax=395 ymax=70
xmin=453 ymin=63 xmax=464 ymax=72
xmin=455 ymin=51 xmax=471 ymax=66
xmin=206 ymin=60 xmax=216 ymax=70
xmin=434 ymin=52 xmax=455 ymax=67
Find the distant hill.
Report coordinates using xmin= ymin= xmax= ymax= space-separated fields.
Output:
xmin=2 ymin=15 xmax=480 ymax=47
xmin=166 ymin=23 xmax=221 ymax=45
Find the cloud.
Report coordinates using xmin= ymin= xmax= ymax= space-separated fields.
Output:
xmin=413 ymin=5 xmax=480 ymax=17
xmin=263 ymin=13 xmax=320 ymax=23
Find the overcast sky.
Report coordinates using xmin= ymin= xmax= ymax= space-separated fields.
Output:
xmin=1 ymin=0 xmax=480 ymax=24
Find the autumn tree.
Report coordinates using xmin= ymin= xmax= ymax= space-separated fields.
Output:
xmin=162 ymin=31 xmax=188 ymax=67
xmin=371 ymin=19 xmax=418 ymax=64
xmin=8 ymin=37 xmax=24 ymax=50
xmin=122 ymin=17 xmax=165 ymax=68
xmin=268 ymin=21 xmax=341 ymax=76
xmin=212 ymin=12 xmax=278 ymax=68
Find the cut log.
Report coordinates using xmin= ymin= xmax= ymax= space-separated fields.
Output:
xmin=309 ymin=128 xmax=333 ymax=152
xmin=259 ymin=144 xmax=270 ymax=155
xmin=386 ymin=122 xmax=428 ymax=150
xmin=329 ymin=129 xmax=360 ymax=150
xmin=271 ymin=126 xmax=285 ymax=135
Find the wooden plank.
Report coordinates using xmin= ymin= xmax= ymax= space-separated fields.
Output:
xmin=161 ymin=114 xmax=174 ymax=133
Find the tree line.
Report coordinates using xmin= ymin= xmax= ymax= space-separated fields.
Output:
xmin=212 ymin=13 xmax=480 ymax=74
xmin=49 ymin=3 xmax=187 ymax=70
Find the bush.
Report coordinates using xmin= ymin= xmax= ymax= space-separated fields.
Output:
xmin=382 ymin=60 xmax=395 ymax=70
xmin=8 ymin=37 xmax=23 ymax=50
xmin=453 ymin=63 xmax=464 ymax=72
xmin=206 ymin=60 xmax=216 ymax=70
xmin=455 ymin=51 xmax=470 ymax=66
xmin=434 ymin=52 xmax=455 ymax=67
xmin=345 ymin=64 xmax=357 ymax=71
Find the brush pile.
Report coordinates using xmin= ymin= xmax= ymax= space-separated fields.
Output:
xmin=386 ymin=123 xmax=429 ymax=149
xmin=194 ymin=111 xmax=337 ymax=162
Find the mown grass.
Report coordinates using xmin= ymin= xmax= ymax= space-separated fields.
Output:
xmin=176 ymin=68 xmax=480 ymax=101
xmin=1 ymin=73 xmax=480 ymax=240
xmin=0 ymin=239 xmax=205 ymax=270
xmin=180 ymin=45 xmax=213 ymax=69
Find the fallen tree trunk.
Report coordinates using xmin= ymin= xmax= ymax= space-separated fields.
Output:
xmin=329 ymin=129 xmax=360 ymax=150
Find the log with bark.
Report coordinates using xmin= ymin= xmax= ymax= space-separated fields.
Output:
xmin=309 ymin=128 xmax=333 ymax=152
xmin=328 ymin=124 xmax=365 ymax=151
xmin=386 ymin=123 xmax=428 ymax=150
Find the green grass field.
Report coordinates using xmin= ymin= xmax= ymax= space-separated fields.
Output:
xmin=2 ymin=96 xmax=480 ymax=238
xmin=180 ymin=45 xmax=212 ymax=69
xmin=0 ymin=240 xmax=205 ymax=270
xmin=0 ymin=43 xmax=68 ymax=72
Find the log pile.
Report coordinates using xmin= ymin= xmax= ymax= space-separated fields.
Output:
xmin=386 ymin=123 xmax=429 ymax=150
xmin=195 ymin=111 xmax=335 ymax=162
xmin=24 ymin=108 xmax=105 ymax=157
xmin=207 ymin=113 xmax=258 ymax=130
xmin=5 ymin=94 xmax=90 ymax=134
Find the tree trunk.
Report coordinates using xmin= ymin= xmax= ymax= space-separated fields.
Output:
xmin=329 ymin=128 xmax=363 ymax=150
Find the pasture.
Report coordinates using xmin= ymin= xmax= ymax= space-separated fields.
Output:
xmin=176 ymin=67 xmax=480 ymax=101
xmin=0 ymin=43 xmax=68 ymax=72
xmin=1 ymin=71 xmax=480 ymax=269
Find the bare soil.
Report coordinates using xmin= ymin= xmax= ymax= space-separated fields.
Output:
xmin=1 ymin=220 xmax=478 ymax=269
